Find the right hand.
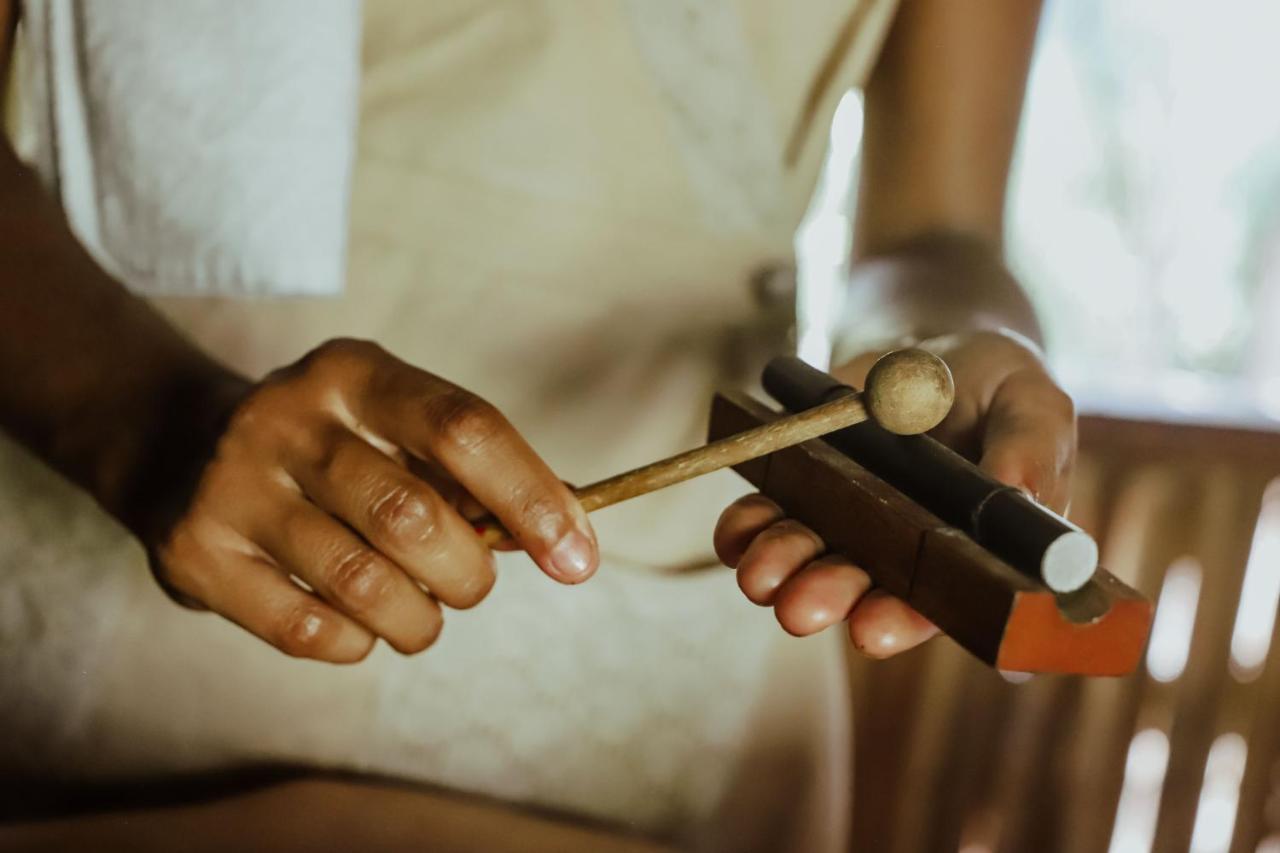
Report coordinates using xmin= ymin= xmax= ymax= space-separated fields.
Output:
xmin=142 ymin=338 xmax=598 ymax=663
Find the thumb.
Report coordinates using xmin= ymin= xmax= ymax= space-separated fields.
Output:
xmin=977 ymin=369 xmax=1076 ymax=513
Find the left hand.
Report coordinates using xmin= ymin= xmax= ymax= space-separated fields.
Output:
xmin=714 ymin=328 xmax=1076 ymax=658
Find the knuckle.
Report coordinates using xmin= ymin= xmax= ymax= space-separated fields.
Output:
xmin=369 ymin=485 xmax=438 ymax=548
xmin=220 ymin=393 xmax=268 ymax=446
xmin=275 ymin=604 xmax=334 ymax=658
xmin=313 ymin=337 xmax=380 ymax=366
xmin=301 ymin=338 xmax=383 ymax=384
xmin=511 ymin=488 xmax=562 ymax=532
xmin=327 ymin=548 xmax=394 ymax=612
xmin=218 ymin=385 xmax=304 ymax=457
xmin=430 ymin=390 xmax=502 ymax=455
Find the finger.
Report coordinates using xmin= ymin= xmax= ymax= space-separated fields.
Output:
xmin=186 ymin=550 xmax=375 ymax=663
xmin=927 ymin=389 xmax=985 ymax=462
xmin=406 ymin=458 xmax=527 ymax=553
xmin=406 ymin=457 xmax=487 ymax=520
xmin=772 ymin=555 xmax=873 ymax=637
xmin=713 ymin=494 xmax=786 ymax=568
xmin=252 ymin=497 xmax=445 ymax=655
xmin=363 ymin=363 xmax=597 ymax=584
xmin=735 ymin=518 xmax=825 ymax=606
xmin=291 ymin=435 xmax=496 ymax=609
xmin=847 ymin=589 xmax=939 ymax=659
xmin=979 ymin=369 xmax=1076 ymax=512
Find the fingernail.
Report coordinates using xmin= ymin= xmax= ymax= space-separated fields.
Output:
xmin=549 ymin=529 xmax=595 ymax=582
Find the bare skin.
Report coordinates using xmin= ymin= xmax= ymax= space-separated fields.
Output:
xmin=715 ymin=0 xmax=1075 ymax=659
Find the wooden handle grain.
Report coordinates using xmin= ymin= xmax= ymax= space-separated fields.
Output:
xmin=473 ymin=391 xmax=871 ymax=546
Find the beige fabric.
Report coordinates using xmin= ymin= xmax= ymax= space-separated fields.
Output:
xmin=1 ymin=1 xmax=897 ymax=848
xmin=17 ymin=0 xmax=361 ymax=297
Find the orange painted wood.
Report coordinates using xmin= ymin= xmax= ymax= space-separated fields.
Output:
xmin=996 ymin=576 xmax=1152 ymax=676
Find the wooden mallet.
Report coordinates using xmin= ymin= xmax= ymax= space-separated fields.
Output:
xmin=472 ymin=349 xmax=956 ymax=547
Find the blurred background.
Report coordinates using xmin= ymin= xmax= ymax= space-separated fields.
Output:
xmin=796 ymin=1 xmax=1280 ymax=851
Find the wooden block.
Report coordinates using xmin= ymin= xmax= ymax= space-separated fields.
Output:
xmin=707 ymin=392 xmax=1154 ymax=675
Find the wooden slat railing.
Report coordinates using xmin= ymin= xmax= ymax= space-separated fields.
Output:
xmin=847 ymin=415 xmax=1280 ymax=853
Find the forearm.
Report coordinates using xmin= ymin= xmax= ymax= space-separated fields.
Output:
xmin=0 ymin=139 xmax=246 ymax=529
xmin=856 ymin=0 xmax=1041 ymax=257
xmin=841 ymin=0 xmax=1044 ymax=354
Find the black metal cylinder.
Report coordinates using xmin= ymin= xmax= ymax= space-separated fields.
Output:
xmin=761 ymin=356 xmax=1095 ymax=592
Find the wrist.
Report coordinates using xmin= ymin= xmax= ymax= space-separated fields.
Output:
xmin=96 ymin=356 xmax=251 ymax=543
xmin=833 ymin=230 xmax=1042 ymax=364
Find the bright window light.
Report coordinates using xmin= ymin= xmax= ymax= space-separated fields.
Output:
xmin=1230 ymin=480 xmax=1280 ymax=680
xmin=1190 ymin=733 xmax=1248 ymax=853
xmin=1108 ymin=728 xmax=1171 ymax=853
xmin=1147 ymin=558 xmax=1203 ymax=682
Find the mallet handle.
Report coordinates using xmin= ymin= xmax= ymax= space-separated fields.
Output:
xmin=473 ymin=391 xmax=870 ymax=546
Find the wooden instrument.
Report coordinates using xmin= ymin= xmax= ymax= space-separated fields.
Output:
xmin=710 ymin=358 xmax=1154 ymax=676
xmin=474 ymin=346 xmax=1151 ymax=676
xmin=764 ymin=357 xmax=1097 ymax=593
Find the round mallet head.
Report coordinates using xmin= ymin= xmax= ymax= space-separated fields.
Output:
xmin=863 ymin=349 xmax=955 ymax=435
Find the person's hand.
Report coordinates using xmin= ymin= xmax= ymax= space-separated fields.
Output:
xmin=714 ymin=328 xmax=1076 ymax=657
xmin=137 ymin=338 xmax=598 ymax=663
